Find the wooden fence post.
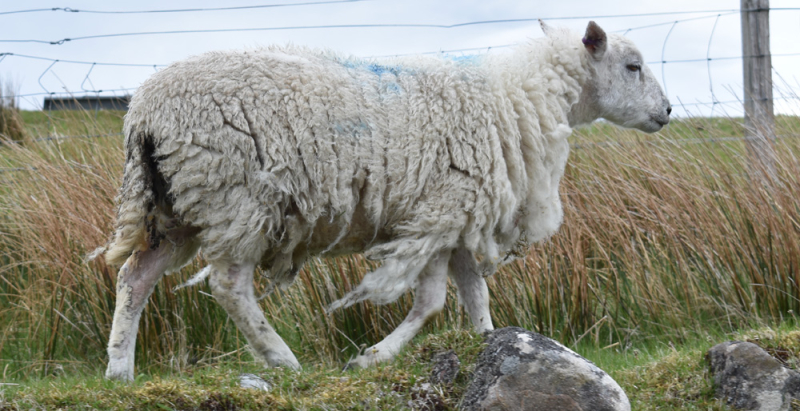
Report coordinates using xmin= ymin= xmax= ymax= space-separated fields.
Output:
xmin=741 ymin=0 xmax=776 ymax=176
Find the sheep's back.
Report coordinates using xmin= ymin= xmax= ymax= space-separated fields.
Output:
xmin=124 ymin=47 xmax=512 ymax=262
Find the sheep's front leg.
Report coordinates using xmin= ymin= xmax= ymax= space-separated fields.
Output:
xmin=449 ymin=247 xmax=493 ymax=333
xmin=106 ymin=243 xmax=173 ymax=381
xmin=347 ymin=250 xmax=451 ymax=369
xmin=208 ymin=262 xmax=300 ymax=370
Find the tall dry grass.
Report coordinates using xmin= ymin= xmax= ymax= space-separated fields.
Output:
xmin=0 ymin=80 xmax=27 ymax=143
xmin=1 ymin=109 xmax=798 ymax=379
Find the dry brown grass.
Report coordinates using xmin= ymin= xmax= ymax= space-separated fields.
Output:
xmin=0 ymin=81 xmax=27 ymax=143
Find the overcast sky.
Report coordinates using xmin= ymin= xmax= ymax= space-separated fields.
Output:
xmin=2 ymin=0 xmax=799 ymax=117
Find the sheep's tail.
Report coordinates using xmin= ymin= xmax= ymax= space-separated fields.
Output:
xmin=88 ymin=127 xmax=156 ymax=266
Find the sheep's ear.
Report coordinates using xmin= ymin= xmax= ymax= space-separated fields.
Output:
xmin=582 ymin=21 xmax=607 ymax=60
xmin=539 ymin=19 xmax=554 ymax=37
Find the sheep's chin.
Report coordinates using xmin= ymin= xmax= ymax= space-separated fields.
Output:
xmin=636 ymin=120 xmax=665 ymax=133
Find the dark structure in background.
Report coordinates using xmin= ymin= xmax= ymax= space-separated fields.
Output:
xmin=43 ymin=95 xmax=130 ymax=111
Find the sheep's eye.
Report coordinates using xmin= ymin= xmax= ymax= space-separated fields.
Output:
xmin=626 ymin=64 xmax=641 ymax=72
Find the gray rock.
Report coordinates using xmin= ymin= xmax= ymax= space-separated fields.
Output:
xmin=238 ymin=373 xmax=271 ymax=392
xmin=461 ymin=327 xmax=630 ymax=411
xmin=707 ymin=341 xmax=800 ymax=410
xmin=431 ymin=350 xmax=461 ymax=385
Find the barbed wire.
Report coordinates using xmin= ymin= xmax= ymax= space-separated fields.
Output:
xmin=4 ymin=4 xmax=798 ymax=18
xmin=0 ymin=6 xmax=761 ymax=18
xmin=0 ymin=11 xmax=743 ymax=46
xmin=0 ymin=52 xmax=166 ymax=68
xmin=10 ymin=48 xmax=796 ymax=71
xmin=0 ymin=1 xmax=377 ymax=16
xmin=0 ymin=8 xmax=797 ymax=113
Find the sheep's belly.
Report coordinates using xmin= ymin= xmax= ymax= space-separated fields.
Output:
xmin=304 ymin=204 xmax=392 ymax=257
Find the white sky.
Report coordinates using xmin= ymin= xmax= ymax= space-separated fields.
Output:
xmin=2 ymin=0 xmax=799 ymax=117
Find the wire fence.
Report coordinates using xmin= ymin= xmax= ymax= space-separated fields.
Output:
xmin=0 ymin=4 xmax=799 ymax=116
xmin=3 ymin=131 xmax=798 ymax=176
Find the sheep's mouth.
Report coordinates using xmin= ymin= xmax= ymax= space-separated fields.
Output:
xmin=634 ymin=116 xmax=668 ymax=133
xmin=650 ymin=115 xmax=670 ymax=127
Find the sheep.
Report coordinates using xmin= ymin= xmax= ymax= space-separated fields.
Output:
xmin=94 ymin=20 xmax=670 ymax=380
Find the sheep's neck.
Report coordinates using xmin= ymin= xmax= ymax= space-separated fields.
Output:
xmin=490 ymin=39 xmax=589 ymax=250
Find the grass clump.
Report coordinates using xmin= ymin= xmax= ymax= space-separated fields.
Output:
xmin=616 ymin=348 xmax=723 ymax=410
xmin=0 ymin=80 xmax=26 ymax=143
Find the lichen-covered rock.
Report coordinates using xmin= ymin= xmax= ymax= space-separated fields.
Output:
xmin=461 ymin=327 xmax=630 ymax=411
xmin=430 ymin=350 xmax=461 ymax=385
xmin=707 ymin=341 xmax=800 ymax=410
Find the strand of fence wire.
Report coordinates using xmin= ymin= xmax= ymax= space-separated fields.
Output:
xmin=5 ymin=49 xmax=800 ymax=73
xmin=34 ymin=132 xmax=123 ymax=142
xmin=0 ymin=10 xmax=747 ymax=46
xmin=4 ymin=129 xmax=797 ymax=147
xmin=0 ymin=52 xmax=166 ymax=68
xmin=2 ymin=133 xmax=797 ymax=176
xmin=4 ymin=4 xmax=797 ymax=18
xmin=0 ymin=0 xmax=378 ymax=16
xmin=0 ymin=6 xmax=749 ymax=17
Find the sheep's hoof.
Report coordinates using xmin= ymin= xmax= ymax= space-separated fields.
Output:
xmin=342 ymin=358 xmax=365 ymax=372
xmin=265 ymin=352 xmax=302 ymax=371
xmin=342 ymin=351 xmax=384 ymax=371
xmin=105 ymin=362 xmax=134 ymax=382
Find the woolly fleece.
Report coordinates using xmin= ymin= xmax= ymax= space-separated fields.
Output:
xmin=103 ymin=25 xmax=649 ymax=309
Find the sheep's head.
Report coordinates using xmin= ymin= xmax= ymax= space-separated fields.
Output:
xmin=566 ymin=21 xmax=672 ymax=132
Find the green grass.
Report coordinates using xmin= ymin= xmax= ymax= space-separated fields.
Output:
xmin=1 ymin=108 xmax=800 ymax=409
xmin=1 ymin=329 xmax=484 ymax=410
xmin=5 ymin=326 xmax=799 ymax=410
xmin=17 ymin=110 xmax=124 ymax=140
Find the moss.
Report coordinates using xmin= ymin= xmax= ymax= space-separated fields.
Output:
xmin=615 ymin=349 xmax=724 ymax=410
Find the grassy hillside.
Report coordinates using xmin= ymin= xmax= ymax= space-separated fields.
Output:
xmin=1 ymin=108 xmax=799 ymax=409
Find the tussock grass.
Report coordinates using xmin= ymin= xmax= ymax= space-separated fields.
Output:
xmin=492 ymin=118 xmax=800 ymax=347
xmin=0 ymin=81 xmax=26 ymax=143
xmin=0 ymin=108 xmax=798 ymax=403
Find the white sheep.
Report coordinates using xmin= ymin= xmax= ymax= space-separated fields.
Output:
xmin=94 ymin=20 xmax=670 ymax=380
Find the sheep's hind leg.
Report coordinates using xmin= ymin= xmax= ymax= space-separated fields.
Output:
xmin=106 ymin=241 xmax=181 ymax=380
xmin=346 ymin=249 xmax=451 ymax=370
xmin=208 ymin=262 xmax=300 ymax=370
xmin=449 ymin=247 xmax=494 ymax=333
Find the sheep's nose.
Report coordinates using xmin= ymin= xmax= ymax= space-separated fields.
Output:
xmin=667 ymin=106 xmax=672 ymax=115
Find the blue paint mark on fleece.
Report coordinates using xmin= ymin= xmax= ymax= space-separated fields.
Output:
xmin=383 ymin=82 xmax=402 ymax=94
xmin=445 ymin=54 xmax=481 ymax=65
xmin=336 ymin=57 xmax=405 ymax=95
xmin=333 ymin=119 xmax=371 ymax=140
xmin=337 ymin=57 xmax=404 ymax=77
xmin=367 ymin=63 xmax=402 ymax=77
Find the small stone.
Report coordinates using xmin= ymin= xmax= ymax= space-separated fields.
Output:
xmin=238 ymin=373 xmax=271 ymax=392
xmin=430 ymin=350 xmax=460 ymax=385
xmin=707 ymin=341 xmax=799 ymax=411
